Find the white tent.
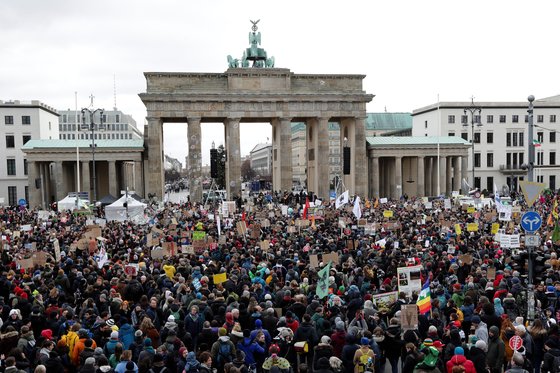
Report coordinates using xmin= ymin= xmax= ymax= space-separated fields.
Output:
xmin=105 ymin=194 xmax=147 ymax=222
xmin=58 ymin=195 xmax=90 ymax=211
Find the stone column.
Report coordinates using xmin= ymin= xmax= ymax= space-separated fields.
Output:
xmin=108 ymin=161 xmax=118 ymax=197
xmin=224 ymin=117 xmax=241 ymax=199
xmin=426 ymin=157 xmax=433 ymax=197
xmin=354 ymin=116 xmax=368 ymax=197
xmin=40 ymin=163 xmax=46 ymax=208
xmin=187 ymin=117 xmax=202 ymax=202
xmin=417 ymin=156 xmax=425 ymax=197
xmin=305 ymin=118 xmax=317 ymax=195
xmin=453 ymin=156 xmax=461 ymax=192
xmin=395 ymin=156 xmax=402 ymax=199
xmin=82 ymin=161 xmax=91 ymax=200
xmin=146 ymin=116 xmax=164 ymax=200
xmin=54 ymin=161 xmax=65 ymax=202
xmin=278 ymin=117 xmax=293 ymax=192
xmin=438 ymin=156 xmax=446 ymax=196
xmin=446 ymin=156 xmax=453 ymax=196
xmin=134 ymin=161 xmax=144 ymax=197
xmin=316 ymin=117 xmax=330 ymax=200
xmin=44 ymin=163 xmax=52 ymax=205
xmin=461 ymin=156 xmax=469 ymax=192
xmin=371 ymin=156 xmax=380 ymax=198
xmin=27 ymin=161 xmax=41 ymax=209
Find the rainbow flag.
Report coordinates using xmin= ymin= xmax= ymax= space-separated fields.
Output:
xmin=417 ymin=279 xmax=431 ymax=314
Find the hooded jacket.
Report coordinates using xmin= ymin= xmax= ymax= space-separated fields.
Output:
xmin=118 ymin=323 xmax=134 ymax=350
xmin=486 ymin=326 xmax=505 ymax=372
xmin=445 ymin=354 xmax=476 ymax=373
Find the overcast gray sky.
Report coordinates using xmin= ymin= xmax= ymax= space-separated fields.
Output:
xmin=2 ymin=0 xmax=559 ymax=166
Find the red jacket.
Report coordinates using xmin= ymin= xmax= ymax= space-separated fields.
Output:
xmin=446 ymin=355 xmax=476 ymax=373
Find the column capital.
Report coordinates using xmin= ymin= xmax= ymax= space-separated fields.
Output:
xmin=187 ymin=116 xmax=202 ymax=124
xmin=278 ymin=117 xmax=293 ymax=123
xmin=145 ymin=116 xmax=161 ymax=122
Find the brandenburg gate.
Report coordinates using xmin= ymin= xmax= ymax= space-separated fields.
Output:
xmin=139 ymin=22 xmax=373 ymax=201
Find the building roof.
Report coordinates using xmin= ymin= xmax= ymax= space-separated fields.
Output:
xmin=413 ymin=96 xmax=560 ymax=115
xmin=22 ymin=139 xmax=144 ymax=150
xmin=250 ymin=143 xmax=271 ymax=153
xmin=366 ymin=113 xmax=412 ymax=130
xmin=0 ymin=100 xmax=59 ymax=116
xmin=366 ymin=136 xmax=469 ymax=146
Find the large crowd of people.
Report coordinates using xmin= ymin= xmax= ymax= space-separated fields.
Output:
xmin=0 ymin=189 xmax=559 ymax=373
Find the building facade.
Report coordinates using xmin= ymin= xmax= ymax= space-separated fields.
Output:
xmin=412 ymin=96 xmax=560 ymax=193
xmin=0 ymin=100 xmax=59 ymax=206
xmin=57 ymin=109 xmax=142 ymax=141
xmin=249 ymin=143 xmax=272 ymax=177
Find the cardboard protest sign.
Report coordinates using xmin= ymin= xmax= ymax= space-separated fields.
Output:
xmin=236 ymin=221 xmax=247 ymax=236
xmin=151 ymin=248 xmax=165 ymax=259
xmin=124 ymin=264 xmax=138 ymax=276
xmin=455 ymin=224 xmax=462 ymax=235
xmin=460 ymin=254 xmax=473 ymax=265
xmin=22 ymin=224 xmax=32 ymax=232
xmin=251 ymin=225 xmax=261 ymax=239
xmin=296 ymin=219 xmax=310 ymax=227
xmin=467 ymin=223 xmax=478 ymax=232
xmin=287 ymin=226 xmax=297 ymax=234
xmin=358 ymin=219 xmax=367 ymax=227
xmin=383 ymin=210 xmax=394 ymax=218
xmin=218 ymin=235 xmax=226 ymax=245
xmin=260 ymin=240 xmax=269 ymax=251
xmin=323 ymin=252 xmax=339 ymax=265
xmin=371 ymin=291 xmax=398 ymax=313
xmin=213 ymin=273 xmax=227 ymax=284
xmin=309 ymin=254 xmax=319 ymax=268
xmin=401 ymin=304 xmax=419 ymax=331
xmin=487 ymin=267 xmax=496 ymax=280
xmin=17 ymin=257 xmax=34 ymax=269
xmin=54 ymin=239 xmax=61 ymax=262
xmin=162 ymin=241 xmax=176 ymax=256
xmin=467 ymin=206 xmax=476 ymax=214
xmin=491 ymin=223 xmax=500 ymax=234
xmin=261 ymin=219 xmax=271 ymax=228
xmin=192 ymin=231 xmax=206 ymax=241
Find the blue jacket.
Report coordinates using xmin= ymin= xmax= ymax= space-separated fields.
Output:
xmin=237 ymin=337 xmax=265 ymax=366
xmin=119 ymin=323 xmax=135 ymax=350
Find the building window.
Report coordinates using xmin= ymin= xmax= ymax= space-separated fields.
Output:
xmin=5 ymin=135 xmax=15 ymax=148
xmin=512 ymin=115 xmax=519 ymax=123
xmin=487 ymin=177 xmax=494 ymax=191
xmin=519 ymin=153 xmax=524 ymax=166
xmin=486 ymin=115 xmax=493 ymax=123
xmin=519 ymin=132 xmax=524 ymax=146
xmin=551 ymin=151 xmax=557 ymax=165
xmin=551 ymin=175 xmax=557 ymax=191
xmin=506 ymin=133 xmax=511 ymax=147
xmin=7 ymin=159 xmax=16 ymax=176
xmin=537 ymin=115 xmax=544 ymax=123
xmin=474 ymin=133 xmax=481 ymax=143
xmin=500 ymin=115 xmax=506 ymax=123
xmin=537 ymin=152 xmax=544 ymax=165
xmin=448 ymin=115 xmax=455 ymax=124
xmin=22 ymin=135 xmax=31 ymax=145
xmin=513 ymin=133 xmax=518 ymax=147
xmin=24 ymin=186 xmax=28 ymax=204
xmin=461 ymin=133 xmax=468 ymax=141
xmin=474 ymin=153 xmax=481 ymax=168
xmin=487 ymin=153 xmax=494 ymax=167
xmin=506 ymin=153 xmax=511 ymax=166
xmin=62 ymin=114 xmax=67 ymax=123
xmin=525 ymin=115 xmax=529 ymax=123
xmin=474 ymin=115 xmax=481 ymax=124
xmin=22 ymin=116 xmax=31 ymax=125
xmin=551 ymin=132 xmax=556 ymax=143
xmin=461 ymin=115 xmax=468 ymax=124
xmin=537 ymin=132 xmax=544 ymax=143
xmin=23 ymin=159 xmax=28 ymax=176
xmin=487 ymin=132 xmax=494 ymax=143
xmin=8 ymin=186 xmax=17 ymax=206
xmin=116 ymin=114 xmax=120 ymax=123
xmin=551 ymin=115 xmax=557 ymax=123
xmin=474 ymin=177 xmax=481 ymax=190
xmin=5 ymin=116 xmax=14 ymax=125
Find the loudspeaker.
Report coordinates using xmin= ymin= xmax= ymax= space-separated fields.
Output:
xmin=210 ymin=148 xmax=218 ymax=178
xmin=343 ymin=146 xmax=351 ymax=175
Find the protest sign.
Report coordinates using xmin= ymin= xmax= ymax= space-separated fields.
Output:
xmin=397 ymin=265 xmax=422 ymax=298
xmin=151 ymin=248 xmax=165 ymax=259
xmin=371 ymin=291 xmax=398 ymax=314
xmin=124 ymin=264 xmax=138 ymax=276
xmin=22 ymin=224 xmax=32 ymax=232
xmin=162 ymin=241 xmax=176 ymax=256
xmin=491 ymin=223 xmax=500 ymax=234
xmin=53 ymin=239 xmax=61 ymax=262
xmin=192 ymin=231 xmax=206 ymax=241
xmin=467 ymin=223 xmax=479 ymax=232
xmin=383 ymin=210 xmax=394 ymax=218
xmin=323 ymin=252 xmax=339 ymax=265
xmin=260 ymin=240 xmax=269 ymax=251
xmin=460 ymin=254 xmax=473 ymax=265
xmin=309 ymin=254 xmax=319 ymax=269
xmin=487 ymin=267 xmax=496 ymax=280
xmin=401 ymin=304 xmax=419 ymax=331
xmin=213 ymin=272 xmax=227 ymax=284
xmin=236 ymin=221 xmax=247 ymax=236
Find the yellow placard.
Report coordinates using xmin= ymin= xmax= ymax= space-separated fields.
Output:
xmin=467 ymin=207 xmax=476 ymax=214
xmin=491 ymin=223 xmax=500 ymax=234
xmin=213 ymin=273 xmax=227 ymax=284
xmin=467 ymin=223 xmax=479 ymax=232
xmin=383 ymin=210 xmax=394 ymax=218
xmin=455 ymin=224 xmax=462 ymax=235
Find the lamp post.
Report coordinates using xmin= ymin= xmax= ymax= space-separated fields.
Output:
xmin=463 ymin=97 xmax=482 ymax=189
xmin=527 ymin=95 xmax=535 ymax=182
xmin=81 ymin=107 xmax=104 ymax=203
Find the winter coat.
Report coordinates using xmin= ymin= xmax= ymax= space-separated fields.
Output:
xmin=72 ymin=338 xmax=98 ymax=366
xmin=118 ymin=323 xmax=135 ymax=350
xmin=294 ymin=321 xmax=319 ymax=350
xmin=542 ymin=347 xmax=560 ymax=373
xmin=313 ymin=344 xmax=334 ymax=371
xmin=237 ymin=337 xmax=265 ymax=366
xmin=446 ymin=355 xmax=476 ymax=373
xmin=486 ymin=333 xmax=505 ymax=372
xmin=331 ymin=330 xmax=347 ymax=357
xmin=468 ymin=346 xmax=488 ymax=373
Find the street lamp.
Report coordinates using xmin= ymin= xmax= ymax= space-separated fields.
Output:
xmin=463 ymin=97 xmax=482 ymax=189
xmin=527 ymin=95 xmax=535 ymax=182
xmin=81 ymin=107 xmax=104 ymax=203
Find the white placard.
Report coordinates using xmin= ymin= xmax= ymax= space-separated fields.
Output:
xmin=444 ymin=199 xmax=451 ymax=210
xmin=22 ymin=224 xmax=32 ymax=232
xmin=380 ymin=198 xmax=388 ymax=204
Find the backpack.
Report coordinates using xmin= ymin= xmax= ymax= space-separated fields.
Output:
xmin=552 ymin=355 xmax=560 ymax=373
xmin=454 ymin=307 xmax=464 ymax=322
xmin=217 ymin=340 xmax=233 ymax=365
xmin=356 ymin=349 xmax=374 ymax=373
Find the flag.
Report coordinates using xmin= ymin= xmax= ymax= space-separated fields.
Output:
xmin=303 ymin=197 xmax=309 ymax=219
xmin=416 ymin=279 xmax=431 ymax=314
xmin=216 ymin=213 xmax=221 ymax=236
xmin=553 ymin=198 xmax=559 ymax=221
xmin=365 ymin=198 xmax=371 ymax=209
xmin=552 ymin=223 xmax=560 ymax=243
xmin=374 ymin=198 xmax=379 ymax=209
xmin=242 ymin=210 xmax=246 ymax=222
xmin=316 ymin=261 xmax=332 ymax=299
xmin=353 ymin=196 xmax=362 ymax=220
xmin=335 ymin=190 xmax=349 ymax=209
xmin=533 ymin=139 xmax=542 ymax=147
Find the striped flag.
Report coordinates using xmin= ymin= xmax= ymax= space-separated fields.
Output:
xmin=416 ymin=279 xmax=431 ymax=314
xmin=533 ymin=139 xmax=542 ymax=147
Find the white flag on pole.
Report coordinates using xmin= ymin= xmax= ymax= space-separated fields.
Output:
xmin=353 ymin=196 xmax=362 ymax=220
xmin=335 ymin=190 xmax=349 ymax=209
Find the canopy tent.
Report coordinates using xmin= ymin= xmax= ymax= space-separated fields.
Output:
xmin=105 ymin=194 xmax=147 ymax=222
xmin=58 ymin=195 xmax=90 ymax=212
xmin=98 ymin=194 xmax=118 ymax=206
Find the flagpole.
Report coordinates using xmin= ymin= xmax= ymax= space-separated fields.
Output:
xmin=437 ymin=94 xmax=441 ymax=196
xmin=75 ymin=92 xmax=80 ymax=206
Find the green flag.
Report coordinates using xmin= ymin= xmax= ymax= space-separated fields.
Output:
xmin=553 ymin=222 xmax=560 ymax=243
xmin=316 ymin=261 xmax=332 ymax=299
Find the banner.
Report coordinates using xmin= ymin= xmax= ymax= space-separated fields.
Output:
xmin=316 ymin=261 xmax=332 ymax=299
xmin=371 ymin=291 xmax=398 ymax=313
